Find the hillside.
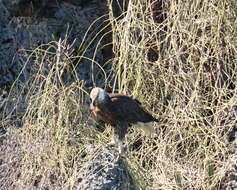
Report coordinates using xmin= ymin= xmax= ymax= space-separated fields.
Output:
xmin=0 ymin=0 xmax=237 ymax=189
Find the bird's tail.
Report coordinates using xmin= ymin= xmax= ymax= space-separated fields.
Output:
xmin=136 ymin=122 xmax=155 ymax=137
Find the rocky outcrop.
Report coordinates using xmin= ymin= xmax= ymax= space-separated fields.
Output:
xmin=74 ymin=145 xmax=137 ymax=190
xmin=0 ymin=0 xmax=104 ymax=88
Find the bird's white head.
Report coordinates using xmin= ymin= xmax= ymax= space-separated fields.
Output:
xmin=90 ymin=87 xmax=107 ymax=106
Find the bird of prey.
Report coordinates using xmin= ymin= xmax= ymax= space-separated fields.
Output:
xmin=89 ymin=87 xmax=158 ymax=154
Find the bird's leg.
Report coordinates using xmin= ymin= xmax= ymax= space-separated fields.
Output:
xmin=111 ymin=134 xmax=117 ymax=144
xmin=108 ymin=133 xmax=117 ymax=146
xmin=118 ymin=135 xmax=128 ymax=154
xmin=116 ymin=121 xmax=128 ymax=154
xmin=118 ymin=139 xmax=124 ymax=154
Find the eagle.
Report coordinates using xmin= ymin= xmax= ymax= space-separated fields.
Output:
xmin=89 ymin=87 xmax=158 ymax=154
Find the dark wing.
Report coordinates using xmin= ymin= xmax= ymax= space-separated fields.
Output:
xmin=109 ymin=93 xmax=141 ymax=104
xmin=108 ymin=93 xmax=158 ymax=123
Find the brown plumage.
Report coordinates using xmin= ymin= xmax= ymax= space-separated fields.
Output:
xmin=89 ymin=87 xmax=158 ymax=153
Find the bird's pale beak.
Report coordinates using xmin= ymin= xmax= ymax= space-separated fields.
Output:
xmin=91 ymin=99 xmax=97 ymax=106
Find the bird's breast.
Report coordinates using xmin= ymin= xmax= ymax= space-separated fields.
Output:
xmin=90 ymin=103 xmax=116 ymax=126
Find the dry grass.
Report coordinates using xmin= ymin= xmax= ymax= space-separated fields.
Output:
xmin=111 ymin=0 xmax=237 ymax=189
xmin=1 ymin=0 xmax=237 ymax=189
xmin=0 ymin=38 xmax=107 ymax=189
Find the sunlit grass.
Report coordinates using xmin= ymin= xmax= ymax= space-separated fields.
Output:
xmin=1 ymin=0 xmax=237 ymax=189
xmin=111 ymin=0 xmax=237 ymax=189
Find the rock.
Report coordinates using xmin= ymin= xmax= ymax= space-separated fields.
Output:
xmin=74 ymin=145 xmax=137 ymax=190
xmin=0 ymin=0 xmax=104 ymax=88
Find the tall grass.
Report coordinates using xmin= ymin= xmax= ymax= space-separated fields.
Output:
xmin=0 ymin=0 xmax=236 ymax=189
xmin=111 ymin=0 xmax=237 ymax=189
xmin=0 ymin=37 xmax=108 ymax=189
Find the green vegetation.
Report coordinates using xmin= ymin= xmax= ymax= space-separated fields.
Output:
xmin=1 ymin=0 xmax=237 ymax=189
